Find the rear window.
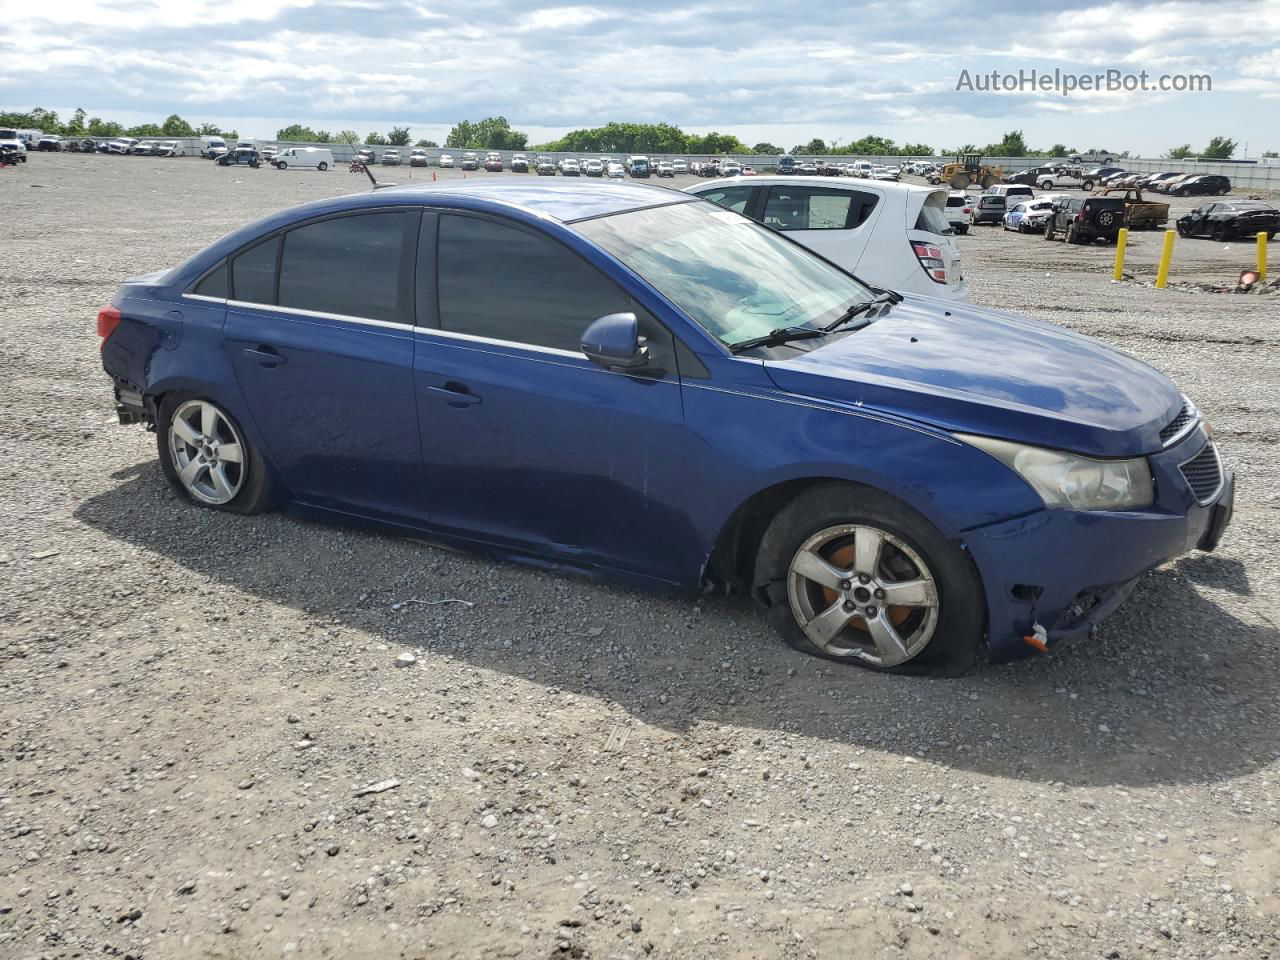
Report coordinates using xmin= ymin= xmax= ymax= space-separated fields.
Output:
xmin=915 ymin=192 xmax=954 ymax=235
xmin=945 ymin=196 xmax=966 ymax=208
xmin=980 ymin=196 xmax=1006 ymax=207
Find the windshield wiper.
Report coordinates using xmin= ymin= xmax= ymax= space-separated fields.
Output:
xmin=728 ymin=325 xmax=826 ymax=354
xmin=822 ymin=291 xmax=898 ymax=332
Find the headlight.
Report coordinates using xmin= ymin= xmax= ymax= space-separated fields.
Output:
xmin=958 ymin=434 xmax=1154 ymax=511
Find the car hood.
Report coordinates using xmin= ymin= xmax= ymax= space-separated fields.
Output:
xmin=764 ymin=297 xmax=1182 ymax=457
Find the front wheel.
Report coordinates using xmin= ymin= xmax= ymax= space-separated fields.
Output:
xmin=756 ymin=484 xmax=985 ymax=675
xmin=1081 ymin=179 xmax=1094 ymax=191
xmin=157 ymin=395 xmax=275 ymax=514
xmin=1043 ymin=222 xmax=1055 ymax=240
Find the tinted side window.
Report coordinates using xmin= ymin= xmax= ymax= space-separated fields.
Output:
xmin=232 ymin=236 xmax=280 ymax=305
xmin=437 ymin=215 xmax=634 ymax=353
xmin=699 ymin=185 xmax=756 ymax=214
xmin=193 ymin=261 xmax=228 ymax=298
xmin=278 ymin=211 xmax=416 ymax=323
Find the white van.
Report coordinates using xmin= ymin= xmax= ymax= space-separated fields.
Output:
xmin=272 ymin=147 xmax=333 ymax=171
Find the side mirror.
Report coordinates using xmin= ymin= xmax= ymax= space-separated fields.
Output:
xmin=581 ymin=312 xmax=650 ymax=370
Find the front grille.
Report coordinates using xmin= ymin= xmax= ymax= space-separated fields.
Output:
xmin=1179 ymin=441 xmax=1223 ymax=505
xmin=1160 ymin=401 xmax=1197 ymax=445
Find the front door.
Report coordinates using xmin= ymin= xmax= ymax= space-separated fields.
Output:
xmin=223 ymin=209 xmax=426 ymax=520
xmin=412 ymin=212 xmax=694 ymax=582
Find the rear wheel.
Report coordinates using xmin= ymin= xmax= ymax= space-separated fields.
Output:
xmin=1212 ymin=223 xmax=1227 ymax=241
xmin=1066 ymin=223 xmax=1079 ymax=244
xmin=157 ymin=395 xmax=275 ymax=514
xmin=980 ymin=174 xmax=998 ymax=188
xmin=318 ymin=162 xmax=328 ymax=171
xmin=1081 ymin=179 xmax=1095 ymax=191
xmin=1043 ymin=221 xmax=1055 ymax=240
xmin=757 ymin=484 xmax=985 ymax=675
xmin=276 ymin=161 xmax=287 ymax=170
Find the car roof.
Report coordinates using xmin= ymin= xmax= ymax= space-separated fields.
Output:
xmin=354 ymin=179 xmax=689 ymax=223
xmin=693 ymin=175 xmax=938 ymax=196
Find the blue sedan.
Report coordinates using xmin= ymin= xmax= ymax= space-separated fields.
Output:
xmin=98 ymin=180 xmax=1233 ymax=673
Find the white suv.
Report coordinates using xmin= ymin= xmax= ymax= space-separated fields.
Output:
xmin=685 ymin=177 xmax=968 ymax=301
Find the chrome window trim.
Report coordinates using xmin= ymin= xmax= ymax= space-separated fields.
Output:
xmin=415 ymin=326 xmax=583 ymax=359
xmin=1177 ymin=438 xmax=1225 ymax=507
xmin=183 ymin=293 xmax=228 ymax=304
xmin=224 ymin=298 xmax=414 ymax=332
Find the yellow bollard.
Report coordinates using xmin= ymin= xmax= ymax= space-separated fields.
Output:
xmin=1155 ymin=229 xmax=1176 ymax=289
xmin=1259 ymin=232 xmax=1269 ymax=284
xmin=1112 ymin=227 xmax=1129 ymax=281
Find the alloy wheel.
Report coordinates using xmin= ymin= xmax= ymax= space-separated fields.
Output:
xmin=786 ymin=524 xmax=940 ymax=667
xmin=168 ymin=400 xmax=246 ymax=505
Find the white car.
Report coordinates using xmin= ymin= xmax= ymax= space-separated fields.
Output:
xmin=1003 ymin=198 xmax=1057 ymax=233
xmin=873 ymin=166 xmax=897 ymax=181
xmin=272 ymin=147 xmax=333 ymax=171
xmin=583 ymin=159 xmax=604 ymax=177
xmin=0 ymin=128 xmax=28 ymax=162
xmin=438 ymin=153 xmax=454 ymax=168
xmin=944 ymin=192 xmax=972 ymax=235
xmin=672 ymin=159 xmax=688 ymax=174
xmin=606 ymin=162 xmax=625 ymax=179
xmin=850 ymin=161 xmax=874 ymax=178
xmin=106 ymin=138 xmax=138 ymax=155
xmin=157 ymin=140 xmax=181 ymax=157
xmin=685 ymin=176 xmax=968 ymax=301
xmin=559 ymin=159 xmax=581 ymax=177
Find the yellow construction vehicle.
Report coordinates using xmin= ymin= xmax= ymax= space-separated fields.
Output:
xmin=934 ymin=153 xmax=1005 ymax=190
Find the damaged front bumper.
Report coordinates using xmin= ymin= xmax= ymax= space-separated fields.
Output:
xmin=964 ymin=431 xmax=1234 ymax=662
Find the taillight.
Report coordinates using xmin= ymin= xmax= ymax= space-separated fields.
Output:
xmin=911 ymin=242 xmax=948 ymax=284
xmin=97 ymin=304 xmax=122 ymax=348
xmin=1077 ymin=211 xmax=1085 ymax=222
xmin=963 ymin=207 xmax=971 ymax=214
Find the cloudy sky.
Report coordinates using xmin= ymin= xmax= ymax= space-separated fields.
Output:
xmin=2 ymin=0 xmax=1278 ymax=154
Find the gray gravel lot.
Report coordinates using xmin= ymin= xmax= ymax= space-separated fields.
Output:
xmin=2 ymin=154 xmax=1278 ymax=960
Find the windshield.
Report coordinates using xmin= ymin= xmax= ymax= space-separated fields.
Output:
xmin=577 ymin=200 xmax=873 ymax=349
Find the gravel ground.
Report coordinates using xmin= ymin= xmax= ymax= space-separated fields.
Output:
xmin=2 ymin=155 xmax=1278 ymax=960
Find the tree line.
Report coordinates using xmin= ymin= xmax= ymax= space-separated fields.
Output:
xmin=0 ymin=107 xmax=238 ymax=141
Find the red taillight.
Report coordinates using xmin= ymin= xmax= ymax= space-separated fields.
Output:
xmin=97 ymin=304 xmax=122 ymax=348
xmin=1076 ymin=212 xmax=1085 ymax=222
xmin=963 ymin=207 xmax=971 ymax=214
xmin=911 ymin=242 xmax=949 ymax=284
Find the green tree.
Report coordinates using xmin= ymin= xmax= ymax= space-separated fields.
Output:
xmin=29 ymin=107 xmax=60 ymax=131
xmin=899 ymin=143 xmax=934 ymax=156
xmin=198 ymin=122 xmax=225 ymax=136
xmin=161 ymin=114 xmax=196 ymax=137
xmin=336 ymin=130 xmax=360 ymax=145
xmin=1047 ymin=143 xmax=1074 ymax=156
xmin=366 ymin=131 xmax=389 ymax=145
xmin=387 ymin=126 xmax=412 ymax=146
xmin=1263 ymin=150 xmax=1278 ymax=158
xmin=126 ymin=123 xmax=163 ymax=137
xmin=988 ymin=130 xmax=1028 ymax=156
xmin=847 ymin=134 xmax=897 ymax=155
xmin=1164 ymin=144 xmax=1193 ymax=159
xmin=87 ymin=117 xmax=124 ymax=137
xmin=792 ymin=138 xmax=827 ymax=155
xmin=751 ymin=142 xmax=783 ymax=155
xmin=415 ymin=139 xmax=439 ymax=148
xmin=1200 ymin=136 xmax=1237 ymax=159
xmin=64 ymin=108 xmax=88 ymax=136
xmin=313 ymin=131 xmax=333 ymax=143
xmin=445 ymin=116 xmax=529 ymax=150
xmin=686 ymin=131 xmax=747 ymax=154
xmin=276 ymin=123 xmax=321 ymax=141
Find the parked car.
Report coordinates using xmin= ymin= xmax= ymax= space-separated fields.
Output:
xmin=1005 ymin=165 xmax=1059 ymax=188
xmin=218 ymin=146 xmax=261 ymax=168
xmin=584 ymin=159 xmax=604 ymax=177
xmin=510 ymin=154 xmax=529 ymax=173
xmin=154 ymin=140 xmax=181 ymax=157
xmin=356 ymin=148 xmax=376 ymax=165
xmin=850 ymin=162 xmax=874 ymax=179
xmin=798 ymin=161 xmax=819 ymax=176
xmin=984 ymin=184 xmax=1034 ymax=209
xmin=484 ymin=152 xmax=503 ymax=172
xmin=106 ymin=138 xmax=139 ymax=155
xmin=36 ymin=134 xmax=63 ymax=151
xmin=1003 ymin=198 xmax=1056 ymax=233
xmin=97 ymin=179 xmax=1231 ymax=672
xmin=259 ymin=145 xmax=279 ymax=163
xmin=1176 ymin=200 xmax=1279 ymax=240
xmin=381 ymin=149 xmax=402 ymax=166
xmin=742 ymin=166 xmax=757 ymax=177
xmin=606 ymin=161 xmax=625 ymax=179
xmin=721 ymin=161 xmax=742 ymax=177
xmin=271 ymin=147 xmax=333 ymax=171
xmin=1043 ymin=195 xmax=1126 ymax=244
xmin=685 ymin=177 xmax=968 ymax=300
xmin=409 ymin=149 xmax=428 ymax=167
xmin=536 ymin=156 xmax=557 ymax=176
xmin=672 ymin=159 xmax=688 ymax=174
xmin=560 ymin=159 xmax=581 ymax=177
xmin=777 ymin=155 xmax=797 ymax=175
xmin=438 ymin=153 xmax=454 ymax=168
xmin=1170 ymin=175 xmax=1231 ymax=197
xmin=944 ymin=192 xmax=971 ymax=234
xmin=627 ymin=156 xmax=651 ymax=178
xmin=656 ymin=160 xmax=675 ymax=178
xmin=131 ymin=140 xmax=158 ymax=156
xmin=0 ymin=128 xmax=28 ymax=162
xmin=461 ymin=152 xmax=480 ymax=171
xmin=1083 ymin=165 xmax=1125 ymax=185
xmin=201 ymin=137 xmax=229 ymax=159
xmin=969 ymin=195 xmax=1007 ymax=226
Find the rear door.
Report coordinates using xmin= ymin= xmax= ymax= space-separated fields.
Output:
xmin=756 ymin=183 xmax=882 ymax=273
xmin=223 ymin=208 xmax=426 ymax=520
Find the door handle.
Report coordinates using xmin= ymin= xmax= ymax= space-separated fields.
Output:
xmin=426 ymin=384 xmax=482 ymax=408
xmin=243 ymin=346 xmax=286 ymax=367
